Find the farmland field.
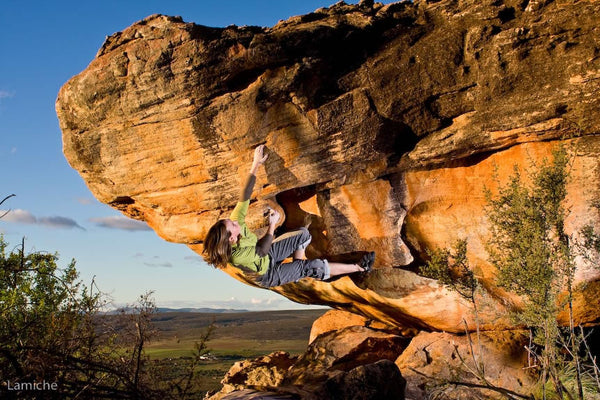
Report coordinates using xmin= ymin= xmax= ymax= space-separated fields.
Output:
xmin=100 ymin=308 xmax=327 ymax=395
xmin=146 ymin=309 xmax=325 ymax=357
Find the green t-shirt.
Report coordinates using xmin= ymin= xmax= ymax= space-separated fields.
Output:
xmin=229 ymin=200 xmax=269 ymax=275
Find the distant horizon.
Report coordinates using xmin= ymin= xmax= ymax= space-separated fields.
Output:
xmin=103 ymin=305 xmax=330 ymax=314
xmin=88 ymin=285 xmax=332 ymax=312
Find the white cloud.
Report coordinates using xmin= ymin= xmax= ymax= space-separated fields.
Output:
xmin=10 ymin=147 xmax=16 ymax=154
xmin=184 ymin=255 xmax=207 ymax=265
xmin=39 ymin=216 xmax=86 ymax=230
xmin=174 ymin=297 xmax=297 ymax=311
xmin=135 ymin=254 xmax=175 ymax=268
xmin=90 ymin=216 xmax=151 ymax=231
xmin=0 ymin=209 xmax=85 ymax=230
xmin=2 ymin=209 xmax=36 ymax=224
xmin=109 ymin=297 xmax=328 ymax=312
xmin=0 ymin=90 xmax=15 ymax=100
xmin=76 ymin=197 xmax=94 ymax=205
xmin=144 ymin=261 xmax=173 ymax=268
xmin=156 ymin=297 xmax=278 ymax=311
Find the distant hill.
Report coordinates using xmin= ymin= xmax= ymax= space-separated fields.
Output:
xmin=98 ymin=309 xmax=327 ymax=342
xmin=155 ymin=307 xmax=249 ymax=313
xmin=102 ymin=307 xmax=250 ymax=315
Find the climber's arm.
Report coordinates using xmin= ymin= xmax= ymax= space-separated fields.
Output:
xmin=255 ymin=210 xmax=279 ymax=257
xmin=240 ymin=175 xmax=256 ymax=202
xmin=239 ymin=145 xmax=268 ymax=202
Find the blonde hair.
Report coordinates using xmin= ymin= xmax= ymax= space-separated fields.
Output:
xmin=203 ymin=220 xmax=232 ymax=268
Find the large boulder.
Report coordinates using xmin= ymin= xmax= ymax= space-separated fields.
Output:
xmin=315 ymin=359 xmax=406 ymax=400
xmin=283 ymin=325 xmax=408 ymax=386
xmin=211 ymin=351 xmax=297 ymax=399
xmin=210 ymin=325 xmax=408 ymax=400
xmin=308 ymin=308 xmax=413 ymax=343
xmin=396 ymin=330 xmax=535 ymax=399
xmin=56 ymin=0 xmax=600 ymax=331
xmin=216 ymin=361 xmax=406 ymax=400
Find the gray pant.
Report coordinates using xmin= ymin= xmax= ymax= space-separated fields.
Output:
xmin=258 ymin=227 xmax=330 ymax=287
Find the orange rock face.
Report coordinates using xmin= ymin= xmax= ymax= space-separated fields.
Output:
xmin=56 ymin=0 xmax=600 ymax=332
xmin=309 ymin=309 xmax=415 ymax=344
xmin=396 ymin=330 xmax=534 ymax=399
xmin=404 ymin=138 xmax=600 ymax=283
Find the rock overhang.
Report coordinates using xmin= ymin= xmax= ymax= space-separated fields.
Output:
xmin=56 ymin=0 xmax=600 ymax=332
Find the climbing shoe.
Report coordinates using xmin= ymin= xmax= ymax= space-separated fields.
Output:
xmin=359 ymin=251 xmax=375 ymax=272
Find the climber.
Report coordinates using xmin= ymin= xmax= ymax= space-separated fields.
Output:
xmin=203 ymin=145 xmax=375 ymax=287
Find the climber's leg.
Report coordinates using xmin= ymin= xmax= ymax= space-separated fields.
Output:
xmin=258 ymin=258 xmax=328 ymax=287
xmin=258 ymin=252 xmax=375 ymax=287
xmin=328 ymin=262 xmax=363 ymax=276
xmin=293 ymin=247 xmax=306 ymax=260
xmin=321 ymin=252 xmax=375 ymax=276
xmin=268 ymin=227 xmax=312 ymax=264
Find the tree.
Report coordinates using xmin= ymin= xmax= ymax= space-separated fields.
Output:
xmin=0 ymin=235 xmax=115 ymax=398
xmin=485 ymin=145 xmax=600 ymax=400
xmin=1 ymin=197 xmax=217 ymax=398
xmin=0 ymin=236 xmax=214 ymax=399
xmin=421 ymin=239 xmax=482 ymax=369
xmin=420 ymin=145 xmax=600 ymax=399
xmin=420 ymin=240 xmax=532 ymax=399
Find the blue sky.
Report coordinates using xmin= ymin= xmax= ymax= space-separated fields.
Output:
xmin=0 ymin=0 xmax=393 ymax=311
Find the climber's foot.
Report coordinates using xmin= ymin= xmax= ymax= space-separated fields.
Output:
xmin=359 ymin=251 xmax=375 ymax=273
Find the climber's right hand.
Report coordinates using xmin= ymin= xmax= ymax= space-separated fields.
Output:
xmin=268 ymin=208 xmax=280 ymax=226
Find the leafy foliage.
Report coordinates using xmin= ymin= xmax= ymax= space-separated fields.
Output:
xmin=485 ymin=145 xmax=600 ymax=399
xmin=0 ymin=236 xmax=214 ymax=399
xmin=0 ymin=237 xmax=103 ymax=395
xmin=419 ymin=145 xmax=600 ymax=399
xmin=485 ymin=147 xmax=571 ymax=332
xmin=421 ymin=239 xmax=478 ymax=303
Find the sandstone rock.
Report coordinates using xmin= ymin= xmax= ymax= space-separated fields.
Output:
xmin=284 ymin=325 xmax=408 ymax=387
xmin=309 ymin=309 xmax=415 ymax=344
xmin=396 ymin=330 xmax=535 ymax=400
xmin=309 ymin=309 xmax=367 ymax=344
xmin=216 ymin=361 xmax=406 ymax=400
xmin=319 ymin=359 xmax=406 ymax=400
xmin=56 ymin=0 xmax=600 ymax=331
xmin=218 ymin=389 xmax=295 ymax=400
xmin=210 ymin=351 xmax=297 ymax=399
xmin=211 ymin=325 xmax=408 ymax=400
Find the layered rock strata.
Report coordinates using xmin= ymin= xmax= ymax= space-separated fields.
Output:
xmin=57 ymin=0 xmax=600 ymax=331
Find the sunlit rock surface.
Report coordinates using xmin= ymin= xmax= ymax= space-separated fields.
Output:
xmin=396 ymin=330 xmax=534 ymax=399
xmin=57 ymin=0 xmax=600 ymax=333
xmin=210 ymin=326 xmax=408 ymax=400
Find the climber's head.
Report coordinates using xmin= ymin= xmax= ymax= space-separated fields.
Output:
xmin=222 ymin=219 xmax=241 ymax=243
xmin=203 ymin=219 xmax=235 ymax=268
